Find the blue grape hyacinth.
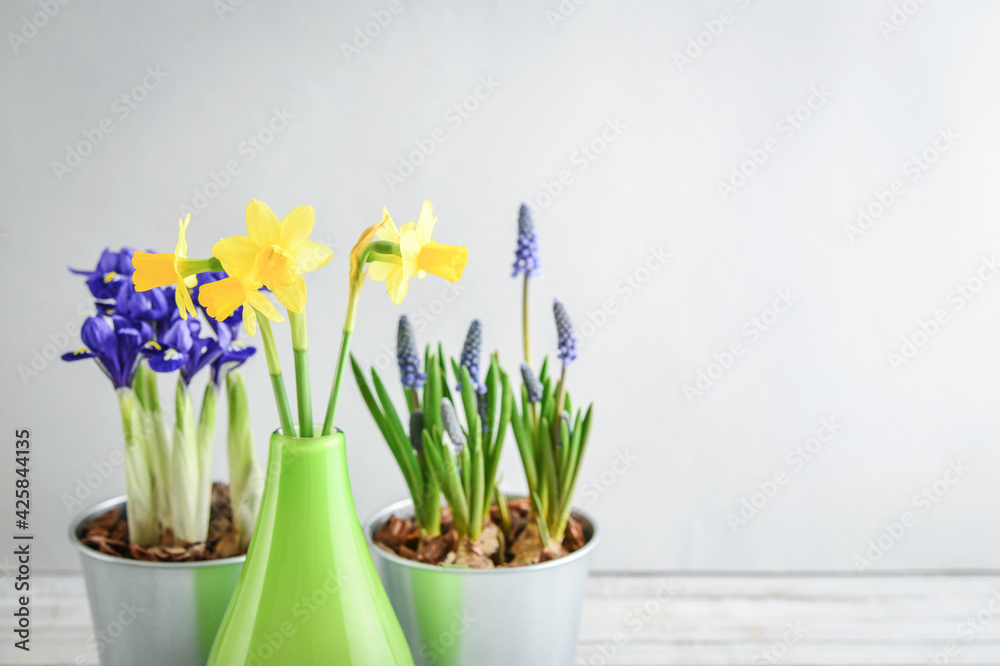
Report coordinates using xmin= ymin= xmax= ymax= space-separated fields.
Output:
xmin=440 ymin=401 xmax=465 ymax=454
xmin=520 ymin=362 xmax=542 ymax=403
xmin=458 ymin=319 xmax=483 ymax=392
xmin=553 ymin=298 xmax=578 ymax=366
xmin=397 ymin=315 xmax=426 ymax=390
xmin=511 ymin=204 xmax=542 ymax=279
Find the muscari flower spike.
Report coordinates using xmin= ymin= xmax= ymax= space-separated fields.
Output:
xmin=458 ymin=319 xmax=483 ymax=392
xmin=62 ymin=315 xmax=151 ymax=388
xmin=553 ymin=298 xmax=578 ymax=367
xmin=520 ymin=362 xmax=542 ymax=404
xmin=440 ymin=401 xmax=466 ymax=454
xmin=70 ymin=248 xmax=136 ymax=301
xmin=511 ymin=204 xmax=542 ymax=279
xmin=397 ymin=315 xmax=426 ymax=390
xmin=409 ymin=409 xmax=424 ymax=453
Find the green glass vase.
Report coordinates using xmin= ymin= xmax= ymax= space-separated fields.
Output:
xmin=207 ymin=427 xmax=413 ymax=665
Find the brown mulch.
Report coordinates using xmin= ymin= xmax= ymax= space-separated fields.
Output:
xmin=373 ymin=497 xmax=588 ymax=568
xmin=78 ymin=483 xmax=247 ymax=562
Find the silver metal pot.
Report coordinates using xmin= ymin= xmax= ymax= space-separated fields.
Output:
xmin=363 ymin=498 xmax=599 ymax=666
xmin=69 ymin=496 xmax=244 ymax=666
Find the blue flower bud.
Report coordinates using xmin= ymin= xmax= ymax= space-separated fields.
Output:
xmin=521 ymin=362 xmax=542 ymax=404
xmin=553 ymin=298 xmax=578 ymax=366
xmin=440 ymin=401 xmax=465 ymax=454
xmin=511 ymin=204 xmax=542 ymax=279
xmin=397 ymin=315 xmax=426 ymax=390
xmin=458 ymin=320 xmax=483 ymax=392
xmin=409 ymin=409 xmax=424 ymax=453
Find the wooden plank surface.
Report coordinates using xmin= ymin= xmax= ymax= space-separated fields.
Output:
xmin=3 ymin=573 xmax=1000 ymax=665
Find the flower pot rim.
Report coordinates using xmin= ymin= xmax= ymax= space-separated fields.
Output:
xmin=68 ymin=495 xmax=246 ymax=569
xmin=363 ymin=494 xmax=600 ymax=575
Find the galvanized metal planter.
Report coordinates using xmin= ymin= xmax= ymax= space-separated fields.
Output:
xmin=364 ymin=498 xmax=599 ymax=666
xmin=69 ymin=496 xmax=244 ymax=666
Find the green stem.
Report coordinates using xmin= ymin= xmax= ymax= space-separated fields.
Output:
xmin=522 ymin=274 xmax=531 ymax=365
xmin=117 ymin=387 xmax=157 ymax=546
xmin=553 ymin=365 xmax=568 ymax=445
xmin=289 ymin=311 xmax=311 ymax=437
xmin=256 ymin=311 xmax=296 ymax=437
xmin=322 ymin=289 xmax=360 ymax=436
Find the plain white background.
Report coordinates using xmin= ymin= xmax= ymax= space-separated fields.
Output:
xmin=3 ymin=0 xmax=1000 ymax=573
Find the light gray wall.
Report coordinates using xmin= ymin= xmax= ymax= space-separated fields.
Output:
xmin=3 ymin=0 xmax=1000 ymax=573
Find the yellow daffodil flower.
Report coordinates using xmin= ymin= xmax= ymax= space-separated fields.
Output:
xmin=371 ymin=200 xmax=468 ymax=304
xmin=132 ymin=215 xmax=199 ymax=318
xmin=212 ymin=200 xmax=333 ymax=313
xmin=197 ymin=270 xmax=282 ymax=337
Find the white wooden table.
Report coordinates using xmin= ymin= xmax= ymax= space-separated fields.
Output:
xmin=3 ymin=573 xmax=1000 ymax=665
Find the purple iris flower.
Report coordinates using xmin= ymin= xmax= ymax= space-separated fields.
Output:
xmin=113 ymin=280 xmax=172 ymax=325
xmin=69 ymin=248 xmax=136 ymax=301
xmin=61 ymin=315 xmax=151 ymax=388
xmin=208 ymin=313 xmax=256 ymax=386
xmin=143 ymin=316 xmax=223 ymax=384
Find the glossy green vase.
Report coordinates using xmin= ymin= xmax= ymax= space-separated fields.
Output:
xmin=207 ymin=427 xmax=413 ymax=665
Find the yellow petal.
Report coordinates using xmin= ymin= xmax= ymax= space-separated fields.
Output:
xmin=274 ymin=276 xmax=307 ymax=313
xmin=174 ymin=214 xmax=191 ymax=259
xmin=212 ymin=236 xmax=259 ymax=275
xmin=415 ymin=200 xmax=436 ymax=245
xmin=293 ymin=240 xmax=333 ymax=275
xmin=375 ymin=208 xmax=401 ymax=243
xmin=387 ymin=274 xmax=410 ymax=305
xmin=175 ymin=282 xmax=198 ymax=320
xmin=367 ymin=257 xmax=400 ymax=282
xmin=198 ymin=276 xmax=245 ymax=321
xmin=242 ymin=306 xmax=258 ymax=337
xmin=132 ymin=252 xmax=178 ymax=291
xmin=246 ymin=200 xmax=281 ymax=246
xmin=416 ymin=242 xmax=468 ymax=282
xmin=350 ymin=216 xmax=387 ymax=291
xmin=280 ymin=205 xmax=315 ymax=249
xmin=246 ymin=289 xmax=283 ymax=323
